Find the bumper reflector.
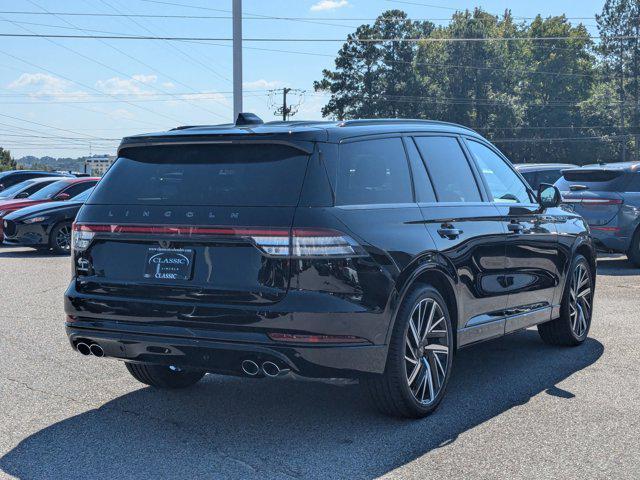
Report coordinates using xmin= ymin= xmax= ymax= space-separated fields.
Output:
xmin=268 ymin=333 xmax=368 ymax=344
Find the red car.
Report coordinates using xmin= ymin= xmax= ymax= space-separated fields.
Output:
xmin=0 ymin=177 xmax=99 ymax=241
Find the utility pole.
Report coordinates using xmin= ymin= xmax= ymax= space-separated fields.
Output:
xmin=232 ymin=0 xmax=242 ymax=121
xmin=281 ymin=87 xmax=291 ymax=121
xmin=268 ymin=88 xmax=305 ymax=121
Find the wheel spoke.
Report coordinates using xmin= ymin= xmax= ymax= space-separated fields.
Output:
xmin=408 ymin=360 xmax=422 ymax=386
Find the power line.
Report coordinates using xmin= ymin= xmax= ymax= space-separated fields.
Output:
xmin=25 ymin=0 xmax=230 ymax=119
xmin=0 ymin=10 xmax=599 ymax=22
xmin=0 ymin=32 xmax=624 ymax=42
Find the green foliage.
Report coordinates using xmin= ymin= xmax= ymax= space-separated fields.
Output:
xmin=0 ymin=147 xmax=17 ymax=172
xmin=315 ymin=6 xmax=640 ymax=164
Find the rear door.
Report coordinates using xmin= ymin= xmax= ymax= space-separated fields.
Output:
xmin=464 ymin=139 xmax=560 ymax=332
xmin=410 ymin=135 xmax=509 ymax=346
xmin=76 ymin=142 xmax=311 ymax=306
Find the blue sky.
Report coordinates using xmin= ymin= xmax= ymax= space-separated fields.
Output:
xmin=1 ymin=0 xmax=605 ymax=158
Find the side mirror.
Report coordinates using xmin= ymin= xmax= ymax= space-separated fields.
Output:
xmin=537 ymin=183 xmax=561 ymax=209
xmin=16 ymin=191 xmax=30 ymax=199
xmin=55 ymin=192 xmax=71 ymax=201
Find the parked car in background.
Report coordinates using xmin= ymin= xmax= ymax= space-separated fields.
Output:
xmin=3 ymin=187 xmax=94 ymax=254
xmin=515 ymin=163 xmax=576 ymax=194
xmin=0 ymin=177 xmax=62 ymax=200
xmin=0 ymin=177 xmax=98 ymax=241
xmin=65 ymin=115 xmax=596 ymax=419
xmin=556 ymin=162 xmax=640 ymax=266
xmin=0 ymin=170 xmax=71 ymax=192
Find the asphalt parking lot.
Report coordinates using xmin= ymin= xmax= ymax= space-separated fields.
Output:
xmin=0 ymin=246 xmax=638 ymax=479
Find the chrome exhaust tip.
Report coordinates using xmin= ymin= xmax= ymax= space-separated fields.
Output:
xmin=76 ymin=342 xmax=91 ymax=356
xmin=241 ymin=359 xmax=260 ymax=376
xmin=89 ymin=344 xmax=104 ymax=357
xmin=262 ymin=361 xmax=282 ymax=378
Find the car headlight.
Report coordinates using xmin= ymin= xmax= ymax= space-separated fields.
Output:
xmin=23 ymin=216 xmax=48 ymax=224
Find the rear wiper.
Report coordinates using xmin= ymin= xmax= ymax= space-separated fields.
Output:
xmin=569 ymin=185 xmax=588 ymax=191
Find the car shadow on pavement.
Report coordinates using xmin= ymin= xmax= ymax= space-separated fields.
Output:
xmin=0 ymin=331 xmax=603 ymax=480
xmin=0 ymin=247 xmax=62 ymax=258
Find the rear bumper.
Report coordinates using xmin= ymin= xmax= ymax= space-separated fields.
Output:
xmin=66 ymin=321 xmax=388 ymax=378
xmin=590 ymin=228 xmax=631 ymax=253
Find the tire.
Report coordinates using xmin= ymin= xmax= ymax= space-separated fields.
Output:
xmin=627 ymin=228 xmax=640 ymax=268
xmin=364 ymin=284 xmax=454 ymax=418
xmin=538 ymin=254 xmax=594 ymax=346
xmin=125 ymin=362 xmax=205 ymax=389
xmin=49 ymin=221 xmax=72 ymax=255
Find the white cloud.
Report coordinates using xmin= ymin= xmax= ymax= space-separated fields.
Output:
xmin=161 ymin=81 xmax=176 ymax=89
xmin=108 ymin=108 xmax=135 ymax=120
xmin=310 ymin=0 xmax=349 ymax=12
xmin=95 ymin=74 xmax=158 ymax=96
xmin=7 ymin=73 xmax=87 ymax=100
xmin=242 ymin=79 xmax=284 ymax=90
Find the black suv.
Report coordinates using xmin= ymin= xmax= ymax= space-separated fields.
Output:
xmin=65 ymin=116 xmax=596 ymax=418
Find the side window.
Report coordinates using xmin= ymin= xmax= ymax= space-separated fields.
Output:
xmin=413 ymin=136 xmax=482 ymax=203
xmin=466 ymin=140 xmax=531 ymax=204
xmin=404 ymin=137 xmax=436 ymax=203
xmin=63 ymin=182 xmax=96 ymax=198
xmin=337 ymin=138 xmax=413 ymax=205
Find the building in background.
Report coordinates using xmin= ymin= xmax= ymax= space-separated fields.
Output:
xmin=83 ymin=155 xmax=115 ymax=177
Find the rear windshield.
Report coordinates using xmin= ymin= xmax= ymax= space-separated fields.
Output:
xmin=88 ymin=143 xmax=309 ymax=207
xmin=557 ymin=169 xmax=630 ymax=192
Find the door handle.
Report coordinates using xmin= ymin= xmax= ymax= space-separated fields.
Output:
xmin=437 ymin=226 xmax=463 ymax=239
xmin=507 ymin=222 xmax=525 ymax=233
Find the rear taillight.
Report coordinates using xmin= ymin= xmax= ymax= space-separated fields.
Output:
xmin=71 ymin=223 xmax=96 ymax=252
xmin=250 ymin=228 xmax=363 ymax=258
xmin=71 ymin=224 xmax=364 ymax=258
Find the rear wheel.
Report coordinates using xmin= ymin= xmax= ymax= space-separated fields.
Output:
xmin=627 ymin=228 xmax=640 ymax=268
xmin=365 ymin=285 xmax=454 ymax=418
xmin=125 ymin=362 xmax=205 ymax=389
xmin=49 ymin=221 xmax=72 ymax=255
xmin=538 ymin=254 xmax=593 ymax=346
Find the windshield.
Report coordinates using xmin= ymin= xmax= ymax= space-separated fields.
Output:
xmin=28 ymin=180 xmax=69 ymax=200
xmin=0 ymin=180 xmax=35 ymax=198
xmin=89 ymin=143 xmax=310 ymax=207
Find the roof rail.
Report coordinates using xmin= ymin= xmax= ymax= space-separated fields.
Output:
xmin=336 ymin=118 xmax=476 ymax=132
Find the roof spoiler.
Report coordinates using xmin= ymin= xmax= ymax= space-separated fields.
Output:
xmin=235 ymin=112 xmax=264 ymax=126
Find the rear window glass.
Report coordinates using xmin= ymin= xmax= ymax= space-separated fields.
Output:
xmin=536 ymin=169 xmax=564 ymax=186
xmin=557 ymin=169 xmax=629 ymax=192
xmin=88 ymin=144 xmax=309 ymax=207
xmin=29 ymin=180 xmax=69 ymax=200
xmin=336 ymin=138 xmax=413 ymax=205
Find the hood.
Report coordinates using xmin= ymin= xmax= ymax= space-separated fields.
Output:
xmin=0 ymin=198 xmax=48 ymax=213
xmin=3 ymin=200 xmax=83 ymax=221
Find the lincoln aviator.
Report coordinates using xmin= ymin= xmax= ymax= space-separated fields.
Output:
xmin=65 ymin=115 xmax=596 ymax=418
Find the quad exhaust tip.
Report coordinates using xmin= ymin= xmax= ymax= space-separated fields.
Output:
xmin=76 ymin=342 xmax=104 ymax=357
xmin=262 ymin=361 xmax=281 ymax=377
xmin=76 ymin=342 xmax=91 ymax=356
xmin=241 ymin=359 xmax=260 ymax=376
xmin=90 ymin=344 xmax=104 ymax=357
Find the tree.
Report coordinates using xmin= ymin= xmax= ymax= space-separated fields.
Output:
xmin=596 ymin=0 xmax=640 ymax=161
xmin=0 ymin=147 xmax=16 ymax=172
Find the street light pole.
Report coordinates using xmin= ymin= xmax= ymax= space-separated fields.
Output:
xmin=232 ymin=0 xmax=242 ymax=121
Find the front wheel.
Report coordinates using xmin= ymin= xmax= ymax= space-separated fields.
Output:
xmin=49 ymin=221 xmax=72 ymax=255
xmin=538 ymin=254 xmax=594 ymax=346
xmin=628 ymin=228 xmax=640 ymax=268
xmin=365 ymin=285 xmax=454 ymax=418
xmin=125 ymin=362 xmax=205 ymax=389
